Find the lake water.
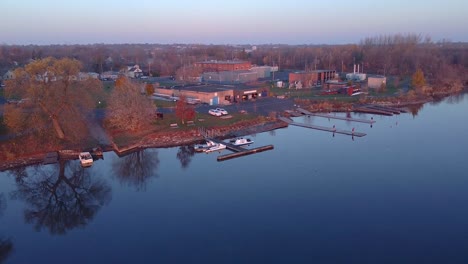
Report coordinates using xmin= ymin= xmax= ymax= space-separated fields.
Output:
xmin=1 ymin=94 xmax=468 ymax=263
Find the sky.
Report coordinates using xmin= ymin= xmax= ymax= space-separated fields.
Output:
xmin=1 ymin=0 xmax=467 ymax=45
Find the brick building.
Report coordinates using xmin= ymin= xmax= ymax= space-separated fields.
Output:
xmin=289 ymin=70 xmax=336 ymax=87
xmin=194 ymin=60 xmax=252 ymax=72
xmin=368 ymin=76 xmax=387 ymax=89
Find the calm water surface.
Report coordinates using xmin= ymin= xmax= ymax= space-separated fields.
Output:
xmin=1 ymin=94 xmax=468 ymax=263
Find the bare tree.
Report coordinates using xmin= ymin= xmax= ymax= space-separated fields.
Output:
xmin=106 ymin=76 xmax=155 ymax=131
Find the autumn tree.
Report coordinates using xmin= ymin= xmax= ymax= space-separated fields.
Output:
xmin=4 ymin=57 xmax=103 ymax=143
xmin=106 ymin=76 xmax=155 ymax=131
xmin=145 ymin=83 xmax=155 ymax=96
xmin=411 ymin=68 xmax=426 ymax=88
xmin=175 ymin=95 xmax=195 ymax=125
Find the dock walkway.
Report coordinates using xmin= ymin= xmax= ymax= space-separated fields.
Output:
xmin=278 ymin=117 xmax=366 ymax=137
xmin=296 ymin=108 xmax=376 ymax=124
xmin=207 ymin=138 xmax=274 ymax=161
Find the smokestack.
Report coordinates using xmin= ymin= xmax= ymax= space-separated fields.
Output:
xmin=353 ymin=64 xmax=356 ymax=74
xmin=358 ymin=64 xmax=360 ymax=73
xmin=362 ymin=63 xmax=364 ymax=73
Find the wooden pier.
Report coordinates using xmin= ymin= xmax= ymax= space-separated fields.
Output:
xmin=363 ymin=104 xmax=407 ymax=114
xmin=296 ymin=108 xmax=376 ymax=124
xmin=207 ymin=138 xmax=274 ymax=161
xmin=354 ymin=107 xmax=394 ymax=116
xmin=43 ymin=152 xmax=59 ymax=164
xmin=278 ymin=117 xmax=366 ymax=137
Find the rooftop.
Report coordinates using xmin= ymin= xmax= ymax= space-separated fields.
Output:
xmin=172 ymin=84 xmax=234 ymax=93
xmin=196 ymin=60 xmax=250 ymax=65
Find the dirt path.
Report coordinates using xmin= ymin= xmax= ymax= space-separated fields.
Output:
xmin=87 ymin=112 xmax=112 ymax=146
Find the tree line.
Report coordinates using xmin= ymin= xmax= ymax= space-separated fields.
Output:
xmin=1 ymin=34 xmax=466 ymax=86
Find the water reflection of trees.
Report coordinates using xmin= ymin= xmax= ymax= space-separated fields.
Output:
xmin=10 ymin=160 xmax=112 ymax=235
xmin=407 ymin=104 xmax=424 ymax=118
xmin=176 ymin=146 xmax=195 ymax=169
xmin=1 ymin=190 xmax=13 ymax=263
xmin=0 ymin=238 xmax=13 ymax=264
xmin=0 ymin=194 xmax=5 ymax=217
xmin=113 ymin=149 xmax=160 ymax=191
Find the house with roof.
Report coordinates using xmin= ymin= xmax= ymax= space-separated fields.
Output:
xmin=125 ymin=65 xmax=143 ymax=79
xmin=3 ymin=70 xmax=15 ymax=80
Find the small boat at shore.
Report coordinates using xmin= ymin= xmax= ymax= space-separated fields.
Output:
xmin=79 ymin=152 xmax=93 ymax=167
xmin=204 ymin=143 xmax=226 ymax=153
xmin=229 ymin=137 xmax=254 ymax=146
xmin=194 ymin=140 xmax=217 ymax=152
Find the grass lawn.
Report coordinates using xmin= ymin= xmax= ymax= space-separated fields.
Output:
xmin=153 ymin=112 xmax=259 ymax=131
xmin=154 ymin=99 xmax=176 ymax=108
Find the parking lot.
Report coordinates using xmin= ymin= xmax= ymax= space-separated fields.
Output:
xmin=194 ymin=97 xmax=295 ymax=116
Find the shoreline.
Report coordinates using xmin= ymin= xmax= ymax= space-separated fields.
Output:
xmin=0 ymin=119 xmax=287 ymax=171
xmin=1 ymin=90 xmax=465 ymax=172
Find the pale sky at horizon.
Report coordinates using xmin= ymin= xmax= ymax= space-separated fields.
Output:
xmin=1 ymin=0 xmax=467 ymax=45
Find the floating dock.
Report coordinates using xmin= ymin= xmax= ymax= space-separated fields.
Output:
xmin=217 ymin=145 xmax=274 ymax=161
xmin=207 ymin=138 xmax=274 ymax=161
xmin=296 ymin=108 xmax=376 ymax=124
xmin=278 ymin=117 xmax=366 ymax=137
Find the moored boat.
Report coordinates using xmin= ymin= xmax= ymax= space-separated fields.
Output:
xmin=79 ymin=152 xmax=93 ymax=167
xmin=204 ymin=143 xmax=226 ymax=153
xmin=194 ymin=140 xmax=216 ymax=152
xmin=229 ymin=137 xmax=254 ymax=146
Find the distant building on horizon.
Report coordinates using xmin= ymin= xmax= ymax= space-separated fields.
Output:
xmin=194 ymin=60 xmax=252 ymax=73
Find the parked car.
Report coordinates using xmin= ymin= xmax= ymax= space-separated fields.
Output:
xmin=208 ymin=109 xmax=222 ymax=116
xmin=215 ymin=108 xmax=228 ymax=115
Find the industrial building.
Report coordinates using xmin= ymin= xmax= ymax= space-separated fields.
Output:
xmin=346 ymin=64 xmax=367 ymax=81
xmin=201 ymin=66 xmax=278 ymax=84
xmin=194 ymin=60 xmax=252 ymax=72
xmin=289 ymin=70 xmax=337 ymax=88
xmin=232 ymin=85 xmax=269 ymax=102
xmin=153 ymin=83 xmax=270 ymax=105
xmin=154 ymin=84 xmax=234 ymax=105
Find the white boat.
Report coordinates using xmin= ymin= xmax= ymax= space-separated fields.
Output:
xmin=229 ymin=137 xmax=254 ymax=146
xmin=204 ymin=143 xmax=226 ymax=153
xmin=194 ymin=140 xmax=216 ymax=152
xmin=79 ymin=152 xmax=93 ymax=167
